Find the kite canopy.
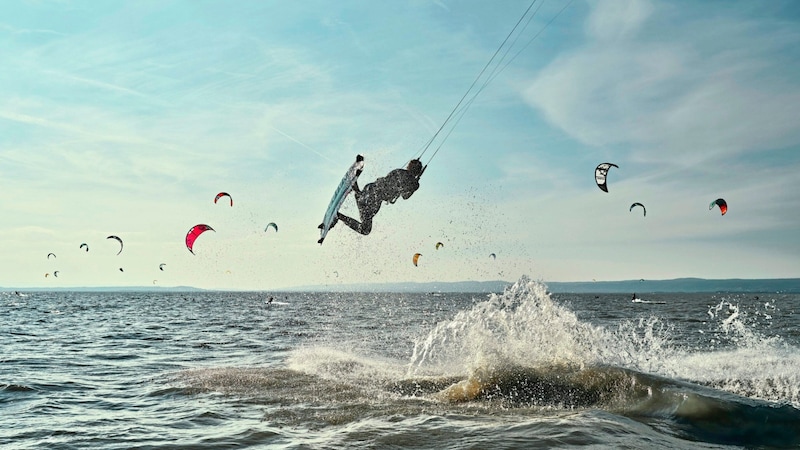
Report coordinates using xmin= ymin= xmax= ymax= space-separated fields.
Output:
xmin=435 ymin=242 xmax=444 ymax=250
xmin=186 ymin=224 xmax=215 ymax=254
xmin=107 ymin=235 xmax=123 ymax=255
xmin=630 ymin=203 xmax=646 ymax=217
xmin=595 ymin=163 xmax=618 ymax=193
xmin=489 ymin=253 xmax=497 ymax=260
xmin=413 ymin=253 xmax=422 ymax=267
xmin=159 ymin=263 xmax=166 ymax=271
xmin=80 ymin=243 xmax=89 ymax=252
xmin=214 ymin=192 xmax=233 ymax=207
xmin=709 ymin=198 xmax=728 ymax=215
xmin=265 ymin=222 xmax=278 ymax=232
xmin=47 ymin=252 xmax=56 ymax=260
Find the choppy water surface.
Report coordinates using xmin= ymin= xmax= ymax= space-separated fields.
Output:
xmin=2 ymin=278 xmax=800 ymax=449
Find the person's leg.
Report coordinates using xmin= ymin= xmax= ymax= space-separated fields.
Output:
xmin=337 ymin=212 xmax=361 ymax=232
xmin=330 ymin=186 xmax=365 ymax=232
xmin=358 ymin=216 xmax=372 ymax=235
xmin=336 ymin=184 xmax=378 ymax=235
xmin=336 ymin=211 xmax=373 ymax=235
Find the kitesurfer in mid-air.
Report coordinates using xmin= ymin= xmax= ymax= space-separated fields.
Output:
xmin=335 ymin=159 xmax=424 ymax=236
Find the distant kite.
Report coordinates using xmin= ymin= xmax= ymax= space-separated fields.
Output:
xmin=107 ymin=235 xmax=123 ymax=255
xmin=435 ymin=242 xmax=444 ymax=250
xmin=53 ymin=271 xmax=60 ymax=278
xmin=47 ymin=253 xmax=56 ymax=260
xmin=709 ymin=198 xmax=727 ymax=216
xmin=413 ymin=253 xmax=422 ymax=267
xmin=489 ymin=253 xmax=497 ymax=260
xmin=186 ymin=224 xmax=215 ymax=254
xmin=80 ymin=243 xmax=89 ymax=252
xmin=595 ymin=163 xmax=618 ymax=193
xmin=265 ymin=222 xmax=278 ymax=232
xmin=214 ymin=192 xmax=233 ymax=207
xmin=159 ymin=263 xmax=166 ymax=271
xmin=630 ymin=203 xmax=646 ymax=217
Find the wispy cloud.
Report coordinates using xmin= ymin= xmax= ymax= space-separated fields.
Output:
xmin=524 ymin=0 xmax=800 ymax=166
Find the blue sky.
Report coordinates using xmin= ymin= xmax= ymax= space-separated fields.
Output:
xmin=2 ymin=0 xmax=799 ymax=290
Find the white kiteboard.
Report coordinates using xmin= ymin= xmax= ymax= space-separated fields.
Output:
xmin=318 ymin=154 xmax=364 ymax=244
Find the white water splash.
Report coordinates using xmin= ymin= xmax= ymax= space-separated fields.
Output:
xmin=286 ymin=346 xmax=408 ymax=387
xmin=705 ymin=298 xmax=782 ymax=349
xmin=405 ymin=276 xmax=800 ymax=408
xmin=662 ymin=297 xmax=800 ymax=407
xmin=406 ymin=276 xmax=677 ymax=377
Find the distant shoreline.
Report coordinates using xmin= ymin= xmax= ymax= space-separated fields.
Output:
xmin=6 ymin=278 xmax=799 ymax=294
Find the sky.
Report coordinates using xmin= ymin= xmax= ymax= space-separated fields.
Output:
xmin=2 ymin=0 xmax=799 ymax=290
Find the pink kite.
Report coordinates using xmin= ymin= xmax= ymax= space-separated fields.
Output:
xmin=214 ymin=192 xmax=233 ymax=206
xmin=185 ymin=224 xmax=215 ymax=254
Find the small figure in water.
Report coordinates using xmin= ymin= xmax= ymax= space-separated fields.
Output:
xmin=632 ymin=293 xmax=637 ymax=301
xmin=335 ymin=159 xmax=424 ymax=236
xmin=267 ymin=296 xmax=274 ymax=304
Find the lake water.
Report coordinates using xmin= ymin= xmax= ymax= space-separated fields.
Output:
xmin=3 ymin=277 xmax=800 ymax=448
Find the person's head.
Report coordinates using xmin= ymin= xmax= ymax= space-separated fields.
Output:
xmin=407 ymin=159 xmax=423 ymax=177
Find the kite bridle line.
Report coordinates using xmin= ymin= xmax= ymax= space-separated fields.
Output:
xmin=410 ymin=0 xmax=574 ymax=173
xmin=414 ymin=0 xmax=539 ymax=167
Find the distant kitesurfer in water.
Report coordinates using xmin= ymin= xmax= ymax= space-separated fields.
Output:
xmin=334 ymin=159 xmax=424 ymax=236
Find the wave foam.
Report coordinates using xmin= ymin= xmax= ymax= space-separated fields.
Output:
xmin=407 ymin=276 xmax=676 ymax=377
xmin=407 ymin=276 xmax=800 ymax=408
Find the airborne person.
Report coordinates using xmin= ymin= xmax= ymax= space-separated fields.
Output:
xmin=334 ymin=159 xmax=424 ymax=236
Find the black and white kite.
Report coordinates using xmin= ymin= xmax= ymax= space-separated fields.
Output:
xmin=595 ymin=163 xmax=618 ymax=193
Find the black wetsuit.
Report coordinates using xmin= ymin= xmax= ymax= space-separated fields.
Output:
xmin=337 ymin=168 xmax=420 ymax=235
